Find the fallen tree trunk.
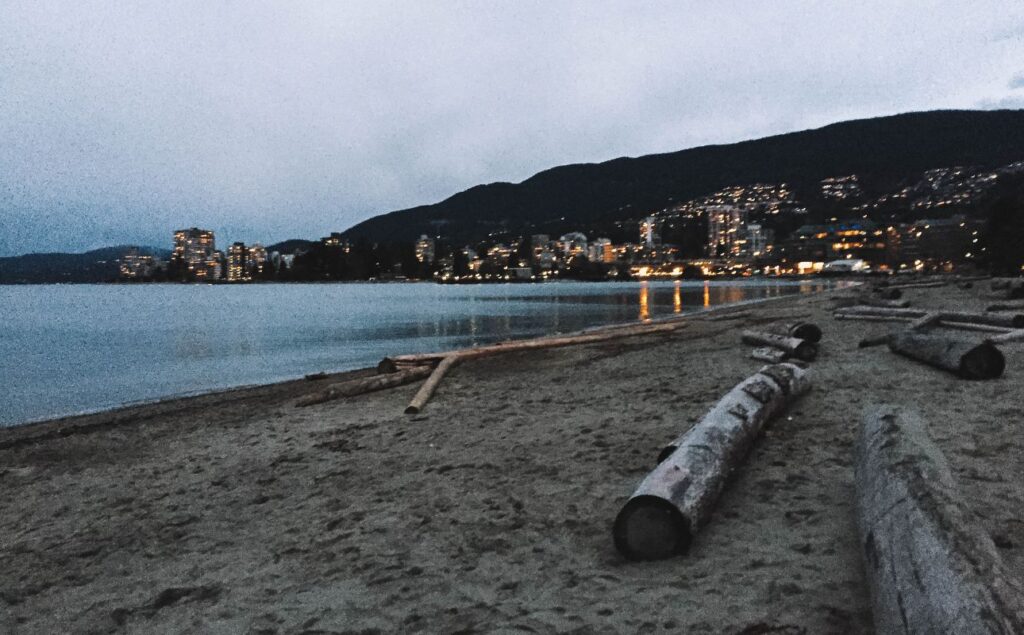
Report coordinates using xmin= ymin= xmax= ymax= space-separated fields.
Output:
xmin=383 ymin=321 xmax=684 ymax=370
xmin=888 ymin=332 xmax=1005 ymax=379
xmin=613 ymin=363 xmax=811 ymax=560
xmin=296 ymin=366 xmax=434 ymax=407
xmin=872 ymin=287 xmax=903 ymax=300
xmin=740 ymin=330 xmax=817 ymax=361
xmin=750 ymin=347 xmax=787 ymax=363
xmin=884 ymin=280 xmax=948 ymax=290
xmin=855 ymin=295 xmax=911 ymax=309
xmin=764 ymin=321 xmax=822 ymax=343
xmin=987 ymin=329 xmax=1024 ymax=344
xmin=404 ymin=354 xmax=460 ymax=414
xmin=855 ymin=406 xmax=1024 ymax=633
xmin=987 ymin=300 xmax=1024 ymax=312
xmin=836 ymin=307 xmax=1022 ymax=329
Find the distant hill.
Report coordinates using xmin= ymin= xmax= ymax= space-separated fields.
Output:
xmin=266 ymin=239 xmax=314 ymax=254
xmin=0 ymin=246 xmax=169 ymax=284
xmin=341 ymin=109 xmax=1024 ymax=244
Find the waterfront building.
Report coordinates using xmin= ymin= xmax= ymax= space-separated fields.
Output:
xmin=559 ymin=232 xmax=588 ymax=258
xmin=640 ymin=216 xmax=662 ymax=248
xmin=775 ymin=220 xmax=886 ymax=269
xmin=588 ymin=238 xmax=614 ymax=263
xmin=172 ymin=228 xmax=217 ymax=279
xmin=415 ymin=235 xmax=436 ymax=264
xmin=247 ymin=243 xmax=267 ymax=277
xmin=228 ymin=242 xmax=248 ymax=281
xmin=119 ymin=248 xmax=156 ymax=279
xmin=706 ymin=205 xmax=749 ymax=258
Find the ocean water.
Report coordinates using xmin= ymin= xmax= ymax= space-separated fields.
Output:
xmin=0 ymin=279 xmax=831 ymax=426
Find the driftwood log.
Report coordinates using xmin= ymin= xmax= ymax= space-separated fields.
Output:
xmin=397 ymin=320 xmax=687 ymax=413
xmin=750 ymin=347 xmax=787 ymax=363
xmin=987 ymin=300 xmax=1024 ymax=312
xmin=855 ymin=294 xmax=910 ymax=308
xmin=613 ymin=363 xmax=811 ymax=560
xmin=855 ymin=406 xmax=1024 ymax=633
xmin=888 ymin=332 xmax=1005 ymax=379
xmin=872 ymin=287 xmax=903 ymax=300
xmin=765 ymin=321 xmax=822 ymax=343
xmin=296 ymin=366 xmax=433 ymax=407
xmin=987 ymin=329 xmax=1024 ymax=344
xmin=741 ymin=330 xmax=817 ymax=361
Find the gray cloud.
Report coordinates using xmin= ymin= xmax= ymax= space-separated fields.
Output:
xmin=2 ymin=1 xmax=1024 ymax=255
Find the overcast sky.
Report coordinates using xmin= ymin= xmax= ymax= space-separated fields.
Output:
xmin=1 ymin=1 xmax=1023 ymax=256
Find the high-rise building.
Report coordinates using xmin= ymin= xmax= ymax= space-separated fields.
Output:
xmin=415 ymin=235 xmax=435 ymax=264
xmin=588 ymin=238 xmax=614 ymax=263
xmin=746 ymin=224 xmax=773 ymax=258
xmin=706 ymin=205 xmax=749 ymax=258
xmin=228 ymin=242 xmax=248 ymax=281
xmin=173 ymin=228 xmax=217 ymax=279
xmin=247 ymin=243 xmax=267 ymax=277
xmin=640 ymin=216 xmax=662 ymax=248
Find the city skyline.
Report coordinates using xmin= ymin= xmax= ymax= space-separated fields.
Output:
xmin=2 ymin=2 xmax=1024 ymax=256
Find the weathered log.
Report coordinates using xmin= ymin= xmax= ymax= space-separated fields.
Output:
xmin=613 ymin=363 xmax=811 ymax=560
xmin=855 ymin=295 xmax=911 ymax=309
xmin=750 ymin=347 xmax=787 ymax=363
xmin=888 ymin=332 xmax=1005 ymax=379
xmin=765 ymin=321 xmax=822 ymax=343
xmin=835 ymin=306 xmax=925 ymax=319
xmin=836 ymin=307 xmax=1023 ymax=329
xmin=987 ymin=300 xmax=1024 ymax=312
xmin=940 ymin=320 xmax=1011 ymax=334
xmin=907 ymin=312 xmax=941 ymax=331
xmin=385 ymin=321 xmax=684 ymax=369
xmin=855 ymin=406 xmax=1024 ymax=633
xmin=872 ymin=287 xmax=903 ymax=300
xmin=740 ymin=330 xmax=817 ymax=361
xmin=990 ymin=278 xmax=1021 ymax=291
xmin=404 ymin=355 xmax=460 ymax=414
xmin=884 ymin=280 xmax=947 ymax=290
xmin=296 ymin=366 xmax=434 ymax=407
xmin=987 ymin=329 xmax=1024 ymax=344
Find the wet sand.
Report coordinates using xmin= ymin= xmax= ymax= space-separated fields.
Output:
xmin=1 ymin=283 xmax=1022 ymax=634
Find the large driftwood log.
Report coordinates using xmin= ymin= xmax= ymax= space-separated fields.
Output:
xmin=855 ymin=406 xmax=1024 ymax=633
xmin=765 ymin=321 xmax=822 ymax=343
xmin=404 ymin=355 xmax=460 ymax=414
xmin=987 ymin=300 xmax=1024 ymax=312
xmin=750 ymin=347 xmax=787 ymax=363
xmin=888 ymin=332 xmax=1005 ymax=379
xmin=740 ymin=330 xmax=817 ymax=361
xmin=872 ymin=287 xmax=903 ymax=300
xmin=884 ymin=280 xmax=948 ymax=290
xmin=383 ymin=321 xmax=684 ymax=371
xmin=987 ymin=329 xmax=1024 ymax=344
xmin=296 ymin=366 xmax=434 ymax=407
xmin=855 ymin=294 xmax=910 ymax=308
xmin=613 ymin=363 xmax=811 ymax=560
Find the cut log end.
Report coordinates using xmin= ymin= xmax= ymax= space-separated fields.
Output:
xmin=404 ymin=405 xmax=421 ymax=415
xmin=959 ymin=342 xmax=1006 ymax=380
xmin=612 ymin=495 xmax=691 ymax=561
xmin=793 ymin=341 xmax=818 ymax=362
xmin=790 ymin=323 xmax=822 ymax=343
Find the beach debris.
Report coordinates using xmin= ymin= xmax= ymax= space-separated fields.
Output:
xmin=887 ymin=332 xmax=1005 ymax=379
xmin=835 ymin=306 xmax=1023 ymax=331
xmin=304 ymin=372 xmax=329 ymax=381
xmin=396 ymin=320 xmax=689 ymax=414
xmin=750 ymin=347 xmax=788 ymax=363
xmin=296 ymin=367 xmax=434 ymax=407
xmin=612 ymin=363 xmax=811 ymax=560
xmin=740 ymin=329 xmax=817 ymax=361
xmin=763 ymin=320 xmax=822 ymax=343
xmin=854 ymin=294 xmax=910 ymax=308
xmin=871 ymin=287 xmax=903 ymax=300
xmin=991 ymin=278 xmax=1024 ymax=299
xmin=987 ymin=300 xmax=1024 ymax=312
xmin=986 ymin=329 xmax=1024 ymax=344
xmin=881 ymin=279 xmax=948 ymax=291
xmin=855 ymin=406 xmax=1024 ymax=633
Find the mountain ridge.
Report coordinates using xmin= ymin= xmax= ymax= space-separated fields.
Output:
xmin=341 ymin=109 xmax=1024 ymax=244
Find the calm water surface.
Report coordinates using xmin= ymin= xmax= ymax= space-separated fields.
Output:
xmin=0 ymin=280 xmax=831 ymax=426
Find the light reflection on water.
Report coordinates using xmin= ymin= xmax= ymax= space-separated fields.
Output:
xmin=0 ymin=280 xmax=835 ymax=426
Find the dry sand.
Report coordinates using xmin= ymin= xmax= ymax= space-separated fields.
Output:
xmin=1 ymin=283 xmax=1022 ymax=634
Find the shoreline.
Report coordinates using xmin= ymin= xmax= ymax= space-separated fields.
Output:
xmin=1 ymin=282 xmax=842 ymax=434
xmin=3 ymin=279 xmax=1019 ymax=633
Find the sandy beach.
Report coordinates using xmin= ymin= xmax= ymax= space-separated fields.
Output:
xmin=1 ymin=283 xmax=1022 ymax=634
